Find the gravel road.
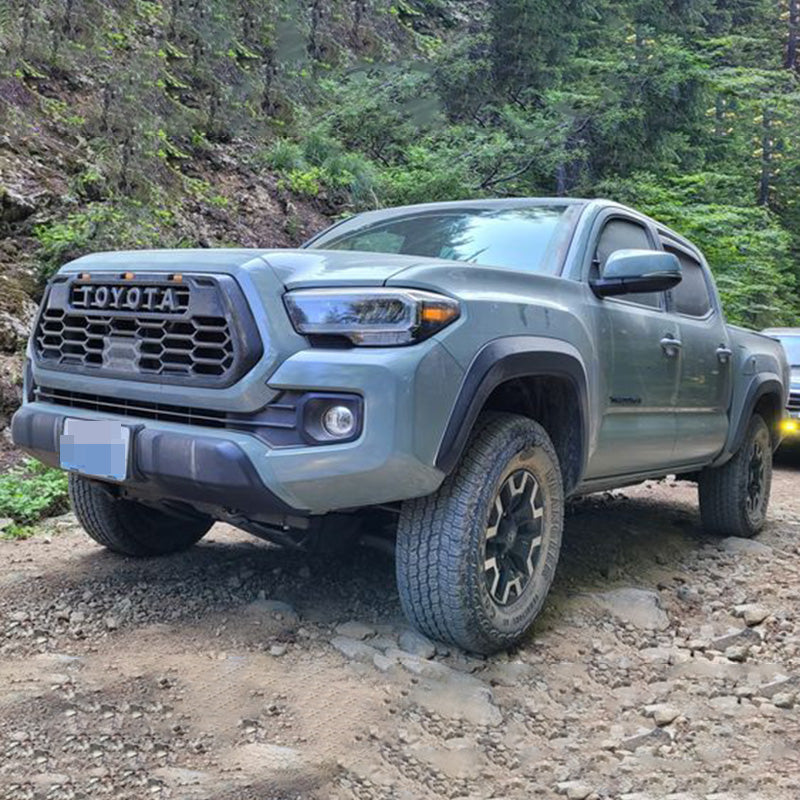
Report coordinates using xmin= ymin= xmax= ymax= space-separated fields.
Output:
xmin=2 ymin=455 xmax=799 ymax=800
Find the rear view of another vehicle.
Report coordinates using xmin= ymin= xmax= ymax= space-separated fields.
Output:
xmin=763 ymin=328 xmax=800 ymax=443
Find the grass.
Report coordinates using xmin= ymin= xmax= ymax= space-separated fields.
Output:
xmin=1 ymin=523 xmax=36 ymax=541
xmin=0 ymin=459 xmax=69 ymax=531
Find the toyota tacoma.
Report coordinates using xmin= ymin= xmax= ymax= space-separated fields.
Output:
xmin=12 ymin=198 xmax=790 ymax=653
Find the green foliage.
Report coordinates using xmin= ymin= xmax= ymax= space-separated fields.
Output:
xmin=0 ymin=0 xmax=798 ymax=326
xmin=33 ymin=202 xmax=178 ymax=282
xmin=2 ymin=523 xmax=36 ymax=541
xmin=0 ymin=460 xmax=69 ymax=525
xmin=262 ymin=139 xmax=305 ymax=172
xmin=265 ymin=128 xmax=381 ymax=209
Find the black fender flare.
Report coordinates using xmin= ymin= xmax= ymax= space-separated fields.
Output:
xmin=434 ymin=336 xmax=590 ymax=482
xmin=712 ymin=376 xmax=785 ymax=466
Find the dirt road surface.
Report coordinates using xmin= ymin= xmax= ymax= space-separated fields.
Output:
xmin=2 ymin=456 xmax=799 ymax=800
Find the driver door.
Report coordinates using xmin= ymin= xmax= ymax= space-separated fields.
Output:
xmin=584 ymin=215 xmax=680 ymax=479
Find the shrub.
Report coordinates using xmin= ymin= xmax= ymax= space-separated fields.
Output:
xmin=33 ymin=201 xmax=178 ymax=283
xmin=0 ymin=459 xmax=69 ymax=524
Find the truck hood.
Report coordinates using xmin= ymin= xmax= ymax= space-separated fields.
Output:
xmin=58 ymin=248 xmax=429 ymax=288
xmin=258 ymin=249 xmax=434 ymax=288
xmin=791 ymin=366 xmax=800 ymax=390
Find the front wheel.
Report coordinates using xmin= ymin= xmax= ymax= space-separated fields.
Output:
xmin=698 ymin=413 xmax=772 ymax=538
xmin=396 ymin=412 xmax=564 ymax=655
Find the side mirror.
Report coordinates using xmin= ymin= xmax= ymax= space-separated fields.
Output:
xmin=591 ymin=249 xmax=682 ymax=298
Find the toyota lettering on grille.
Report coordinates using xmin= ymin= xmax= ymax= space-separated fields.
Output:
xmin=70 ymin=283 xmax=188 ymax=313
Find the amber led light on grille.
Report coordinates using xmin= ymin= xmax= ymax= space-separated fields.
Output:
xmin=122 ymin=272 xmax=135 ymax=280
xmin=169 ymin=273 xmax=183 ymax=282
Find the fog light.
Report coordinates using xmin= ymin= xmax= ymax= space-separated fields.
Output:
xmin=322 ymin=405 xmax=355 ymax=438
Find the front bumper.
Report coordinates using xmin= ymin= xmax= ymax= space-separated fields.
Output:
xmin=14 ymin=342 xmax=462 ymax=516
xmin=12 ymin=404 xmax=295 ymax=517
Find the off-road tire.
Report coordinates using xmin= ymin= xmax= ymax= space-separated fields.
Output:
xmin=396 ymin=412 xmax=564 ymax=654
xmin=698 ymin=414 xmax=772 ymax=538
xmin=69 ymin=474 xmax=212 ymax=556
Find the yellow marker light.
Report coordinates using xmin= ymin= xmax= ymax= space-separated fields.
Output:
xmin=421 ymin=305 xmax=458 ymax=324
xmin=79 ymin=272 xmax=91 ymax=281
xmin=122 ymin=272 xmax=135 ymax=280
xmin=170 ymin=273 xmax=183 ymax=282
xmin=780 ymin=418 xmax=799 ymax=435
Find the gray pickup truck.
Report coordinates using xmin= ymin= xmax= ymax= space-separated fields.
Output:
xmin=12 ymin=198 xmax=789 ymax=653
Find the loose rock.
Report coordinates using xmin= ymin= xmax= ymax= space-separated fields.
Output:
xmin=408 ymin=679 xmax=502 ymax=727
xmin=398 ymin=629 xmax=437 ymax=659
xmin=733 ymin=603 xmax=770 ymax=627
xmin=710 ymin=626 xmax=760 ymax=650
xmin=330 ymin=636 xmax=379 ymax=663
xmin=718 ymin=537 xmax=772 ymax=555
xmin=557 ymin=781 xmax=594 ymax=799
xmin=335 ymin=620 xmax=375 ymax=640
xmin=725 ymin=644 xmax=749 ymax=663
xmin=592 ymin=588 xmax=670 ymax=631
xmin=619 ymin=727 xmax=671 ymax=751
xmin=645 ymin=704 xmax=680 ymax=726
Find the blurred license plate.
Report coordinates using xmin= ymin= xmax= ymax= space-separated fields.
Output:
xmin=60 ymin=419 xmax=131 ymax=481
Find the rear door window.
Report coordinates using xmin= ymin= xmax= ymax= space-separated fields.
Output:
xmin=663 ymin=245 xmax=713 ymax=318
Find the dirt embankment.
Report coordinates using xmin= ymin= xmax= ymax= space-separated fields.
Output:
xmin=1 ymin=456 xmax=799 ymax=800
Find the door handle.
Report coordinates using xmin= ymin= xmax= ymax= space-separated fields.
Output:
xmin=716 ymin=345 xmax=733 ymax=364
xmin=660 ymin=335 xmax=682 ymax=357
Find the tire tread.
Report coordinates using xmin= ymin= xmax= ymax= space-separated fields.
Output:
xmin=698 ymin=414 xmax=771 ymax=539
xmin=68 ymin=474 xmax=211 ymax=556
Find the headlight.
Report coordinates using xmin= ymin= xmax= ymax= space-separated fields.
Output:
xmin=284 ymin=288 xmax=460 ymax=346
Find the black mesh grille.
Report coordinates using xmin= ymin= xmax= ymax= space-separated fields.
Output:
xmin=32 ymin=273 xmax=262 ymax=388
xmin=789 ymin=391 xmax=800 ymax=413
xmin=36 ymin=309 xmax=234 ymax=378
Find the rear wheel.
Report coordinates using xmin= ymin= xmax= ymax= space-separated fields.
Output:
xmin=396 ymin=412 xmax=564 ymax=654
xmin=698 ymin=414 xmax=772 ymax=538
xmin=69 ymin=474 xmax=213 ymax=556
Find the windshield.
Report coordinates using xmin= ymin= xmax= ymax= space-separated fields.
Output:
xmin=308 ymin=205 xmax=581 ymax=275
xmin=775 ymin=334 xmax=800 ymax=366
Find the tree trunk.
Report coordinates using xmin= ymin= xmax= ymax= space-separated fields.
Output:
xmin=21 ymin=0 xmax=34 ymax=55
xmin=714 ymin=94 xmax=724 ymax=137
xmin=352 ymin=0 xmax=367 ymax=45
xmin=555 ymin=163 xmax=567 ymax=196
xmin=308 ymin=0 xmax=324 ymax=61
xmin=168 ymin=0 xmax=181 ymax=37
xmin=787 ymin=0 xmax=799 ymax=70
xmin=63 ymin=0 xmax=75 ymax=36
xmin=758 ymin=107 xmax=772 ymax=206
